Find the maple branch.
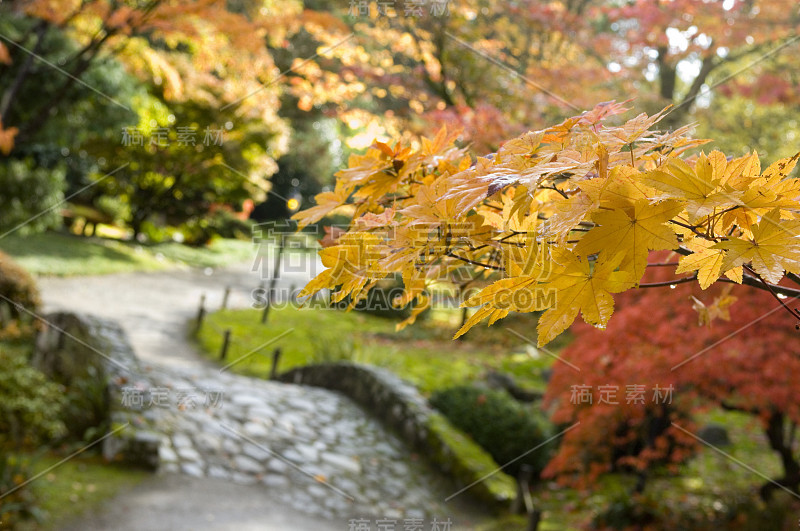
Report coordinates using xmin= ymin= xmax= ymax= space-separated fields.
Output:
xmin=743 ymin=265 xmax=800 ymax=322
xmin=716 ymin=276 xmax=800 ymax=300
xmin=669 ymin=220 xmax=714 ymax=240
xmin=445 ymin=251 xmax=503 ymax=271
xmin=671 ymin=249 xmax=800 ymax=299
xmin=646 ymin=262 xmax=679 ymax=267
xmin=637 ymin=275 xmax=697 ymax=289
xmin=539 ymin=184 xmax=570 ymax=200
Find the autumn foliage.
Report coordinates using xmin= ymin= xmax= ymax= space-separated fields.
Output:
xmin=294 ymin=103 xmax=800 ymax=346
xmin=543 ymin=252 xmax=800 ymax=496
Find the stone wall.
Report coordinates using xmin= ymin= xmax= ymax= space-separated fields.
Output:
xmin=33 ymin=312 xmax=161 ymax=469
xmin=278 ymin=363 xmax=517 ymax=510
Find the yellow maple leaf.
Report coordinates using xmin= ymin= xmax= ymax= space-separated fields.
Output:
xmin=453 ymin=306 xmax=510 ymax=339
xmin=714 ymin=208 xmax=800 ymax=284
xmin=292 ymin=185 xmax=351 ymax=228
xmin=645 ymin=155 xmax=741 ymax=222
xmin=398 ymin=178 xmax=459 ymax=224
xmin=298 ymin=232 xmax=384 ymax=303
xmin=396 ymin=294 xmax=431 ymax=331
xmin=578 ymin=166 xmax=655 ymax=209
xmin=536 ymin=251 xmax=635 ymax=346
xmin=691 ymin=285 xmax=738 ymax=326
xmin=676 ymin=238 xmax=724 ymax=290
xmin=739 ymin=153 xmax=800 ymax=210
xmin=575 ymin=199 xmax=682 ymax=282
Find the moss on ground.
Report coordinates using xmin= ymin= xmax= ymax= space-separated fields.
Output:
xmin=17 ymin=453 xmax=150 ymax=530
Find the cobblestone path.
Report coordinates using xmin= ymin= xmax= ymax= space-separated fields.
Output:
xmin=41 ymin=264 xmax=488 ymax=529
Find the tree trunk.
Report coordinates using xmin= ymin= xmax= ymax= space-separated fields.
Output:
xmin=759 ymin=412 xmax=800 ymax=501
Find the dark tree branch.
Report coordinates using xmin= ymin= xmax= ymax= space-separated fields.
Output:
xmin=0 ymin=20 xmax=48 ymax=119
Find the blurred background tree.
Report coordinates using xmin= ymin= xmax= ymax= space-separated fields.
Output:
xmin=1 ymin=0 xmax=799 ymax=241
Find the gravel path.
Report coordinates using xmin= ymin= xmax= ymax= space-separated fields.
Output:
xmin=39 ymin=262 xmax=488 ymax=530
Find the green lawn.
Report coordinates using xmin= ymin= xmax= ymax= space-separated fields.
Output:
xmin=194 ymin=304 xmax=554 ymax=395
xmin=0 ymin=231 xmax=256 ymax=276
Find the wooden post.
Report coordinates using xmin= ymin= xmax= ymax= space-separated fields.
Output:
xmin=219 ymin=329 xmax=232 ymax=360
xmin=513 ymin=464 xmax=534 ymax=514
xmin=221 ymin=287 xmax=231 ymax=310
xmin=269 ymin=348 xmax=282 ymax=380
xmin=511 ymin=464 xmax=540 ymax=531
xmin=261 ymin=234 xmax=285 ymax=324
xmin=526 ymin=510 xmax=542 ymax=531
xmin=260 ymin=296 xmax=271 ymax=324
xmin=195 ymin=294 xmax=206 ymax=332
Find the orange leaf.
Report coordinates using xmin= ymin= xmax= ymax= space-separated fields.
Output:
xmin=0 ymin=43 xmax=11 ymax=65
xmin=0 ymin=117 xmax=19 ymax=156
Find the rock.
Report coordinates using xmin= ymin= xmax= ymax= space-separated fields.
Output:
xmin=181 ymin=462 xmax=204 ymax=477
xmin=243 ymin=444 xmax=273 ymax=462
xmin=306 ymin=484 xmax=330 ymax=499
xmin=282 ymin=448 xmax=303 ymax=463
xmin=32 ymin=312 xmax=150 ymax=450
xmin=267 ymin=459 xmax=290 ymax=474
xmin=294 ymin=443 xmax=319 ymax=463
xmin=194 ymin=433 xmax=222 ymax=453
xmin=698 ymin=423 xmax=731 ymax=446
xmin=230 ymin=394 xmax=266 ymax=407
xmin=234 ymin=455 xmax=264 ymax=474
xmin=321 ymin=453 xmax=361 ymax=474
xmin=243 ymin=422 xmax=269 ymax=438
xmin=248 ymin=407 xmax=276 ymax=421
xmin=223 ymin=438 xmax=240 ymax=455
xmin=177 ymin=446 xmax=201 ymax=462
xmin=331 ymin=477 xmax=359 ymax=495
xmin=159 ymin=444 xmax=178 ymax=464
xmin=287 ymin=397 xmax=317 ymax=412
xmin=207 ymin=466 xmax=231 ymax=480
xmin=172 ymin=433 xmax=193 ymax=449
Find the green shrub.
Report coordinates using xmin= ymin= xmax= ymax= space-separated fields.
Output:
xmin=591 ymin=491 xmax=659 ymax=530
xmin=0 ymin=344 xmax=66 ymax=527
xmin=590 ymin=489 xmax=800 ymax=531
xmin=0 ymin=344 xmax=66 ymax=452
xmin=338 ymin=275 xmax=431 ymax=322
xmin=0 ymin=251 xmax=42 ymax=341
xmin=95 ymin=195 xmax=131 ymax=226
xmin=0 ymin=454 xmax=39 ymax=528
xmin=430 ymin=385 xmax=555 ymax=479
xmin=0 ymin=159 xmax=66 ymax=236
xmin=179 ymin=218 xmax=214 ymax=246
xmin=207 ymin=209 xmax=253 ymax=240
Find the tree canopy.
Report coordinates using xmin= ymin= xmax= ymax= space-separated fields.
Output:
xmin=544 ymin=253 xmax=800 ymax=498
